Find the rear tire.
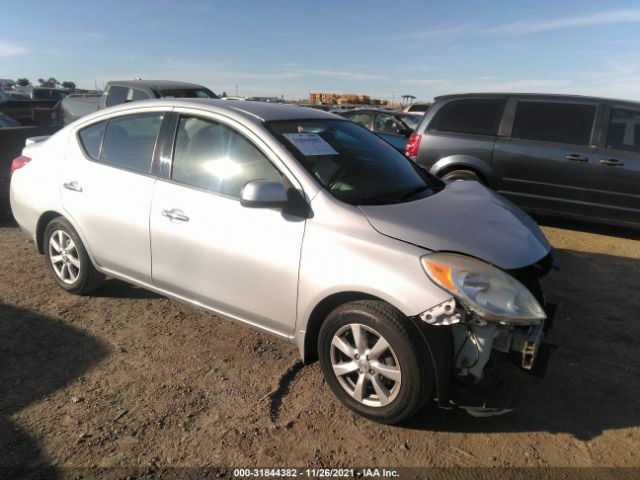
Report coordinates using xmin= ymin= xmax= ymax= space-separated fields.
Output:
xmin=318 ymin=300 xmax=434 ymax=424
xmin=441 ymin=168 xmax=483 ymax=183
xmin=43 ymin=217 xmax=104 ymax=294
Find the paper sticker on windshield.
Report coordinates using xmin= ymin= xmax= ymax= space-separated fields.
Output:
xmin=283 ymin=133 xmax=338 ymax=156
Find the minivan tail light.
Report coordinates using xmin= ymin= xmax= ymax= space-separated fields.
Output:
xmin=405 ymin=133 xmax=422 ymax=158
xmin=10 ymin=156 xmax=31 ymax=176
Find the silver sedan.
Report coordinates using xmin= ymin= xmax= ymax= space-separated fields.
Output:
xmin=10 ymin=99 xmax=554 ymax=423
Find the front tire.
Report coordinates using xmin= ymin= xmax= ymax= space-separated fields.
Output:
xmin=318 ymin=300 xmax=434 ymax=424
xmin=43 ymin=217 xmax=104 ymax=294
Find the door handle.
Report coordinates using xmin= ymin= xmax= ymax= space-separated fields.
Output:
xmin=161 ymin=209 xmax=189 ymax=222
xmin=565 ymin=154 xmax=588 ymax=162
xmin=599 ymin=158 xmax=624 ymax=167
xmin=63 ymin=181 xmax=83 ymax=192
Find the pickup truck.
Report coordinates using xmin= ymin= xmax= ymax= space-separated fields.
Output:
xmin=60 ymin=79 xmax=218 ymax=124
xmin=0 ymin=90 xmax=60 ymax=126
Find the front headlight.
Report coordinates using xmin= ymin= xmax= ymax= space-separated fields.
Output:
xmin=421 ymin=252 xmax=545 ymax=324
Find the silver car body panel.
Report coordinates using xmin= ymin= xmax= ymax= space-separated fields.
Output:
xmin=359 ymin=180 xmax=551 ymax=270
xmin=10 ymin=98 xmax=550 ymax=361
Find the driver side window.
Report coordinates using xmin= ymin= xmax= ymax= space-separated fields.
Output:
xmin=171 ymin=116 xmax=282 ymax=198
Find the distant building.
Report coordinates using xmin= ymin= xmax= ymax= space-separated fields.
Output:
xmin=309 ymin=91 xmax=387 ymax=106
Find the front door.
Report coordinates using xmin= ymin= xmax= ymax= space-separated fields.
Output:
xmin=150 ymin=114 xmax=306 ymax=335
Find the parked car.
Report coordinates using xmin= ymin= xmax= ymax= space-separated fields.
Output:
xmin=0 ymin=90 xmax=59 ymax=126
xmin=339 ymin=109 xmax=421 ymax=151
xmin=11 ymin=99 xmax=555 ymax=424
xmin=60 ymin=79 xmax=218 ymax=124
xmin=407 ymin=93 xmax=640 ymax=229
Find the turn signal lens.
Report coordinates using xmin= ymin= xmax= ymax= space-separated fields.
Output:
xmin=425 ymin=260 xmax=456 ymax=292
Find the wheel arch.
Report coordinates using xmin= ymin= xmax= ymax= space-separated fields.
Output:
xmin=36 ymin=210 xmax=64 ymax=254
xmin=430 ymin=155 xmax=497 ymax=189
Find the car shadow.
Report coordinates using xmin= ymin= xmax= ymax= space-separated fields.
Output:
xmin=534 ymin=214 xmax=640 ymax=241
xmin=404 ymin=247 xmax=640 ymax=440
xmin=0 ymin=303 xmax=108 ymax=478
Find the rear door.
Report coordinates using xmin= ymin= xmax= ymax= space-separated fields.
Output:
xmin=149 ymin=111 xmax=306 ymax=335
xmin=61 ymin=109 xmax=166 ymax=283
xmin=493 ymin=98 xmax=599 ymax=216
xmin=587 ymin=105 xmax=640 ymax=224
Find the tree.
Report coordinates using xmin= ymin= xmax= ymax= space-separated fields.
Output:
xmin=38 ymin=77 xmax=59 ymax=87
xmin=61 ymin=81 xmax=76 ymax=91
xmin=221 ymin=91 xmax=228 ymax=97
xmin=16 ymin=78 xmax=30 ymax=86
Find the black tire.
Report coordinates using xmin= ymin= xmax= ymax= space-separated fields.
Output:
xmin=318 ymin=300 xmax=434 ymax=424
xmin=43 ymin=217 xmax=104 ymax=294
xmin=441 ymin=168 xmax=484 ymax=183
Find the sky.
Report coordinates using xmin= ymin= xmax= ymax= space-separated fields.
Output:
xmin=1 ymin=0 xmax=640 ymax=102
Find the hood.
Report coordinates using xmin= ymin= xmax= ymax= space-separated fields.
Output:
xmin=359 ymin=180 xmax=551 ymax=270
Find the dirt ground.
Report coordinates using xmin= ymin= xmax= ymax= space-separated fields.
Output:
xmin=1 ymin=216 xmax=639 ymax=479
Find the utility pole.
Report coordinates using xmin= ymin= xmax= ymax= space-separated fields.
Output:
xmin=235 ymin=84 xmax=238 ymax=97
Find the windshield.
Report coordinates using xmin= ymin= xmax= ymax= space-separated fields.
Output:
xmin=267 ymin=119 xmax=444 ymax=205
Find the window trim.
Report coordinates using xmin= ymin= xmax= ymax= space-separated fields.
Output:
xmin=508 ymin=97 xmax=601 ymax=147
xmin=160 ymin=110 xmax=295 ymax=201
xmin=75 ymin=110 xmax=169 ymax=177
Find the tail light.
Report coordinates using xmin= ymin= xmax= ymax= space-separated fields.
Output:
xmin=405 ymin=133 xmax=422 ymax=157
xmin=10 ymin=156 xmax=31 ymax=176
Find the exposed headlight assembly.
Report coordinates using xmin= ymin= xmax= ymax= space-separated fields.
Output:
xmin=421 ymin=252 xmax=545 ymax=325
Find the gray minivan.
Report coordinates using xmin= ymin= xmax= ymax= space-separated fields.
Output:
xmin=406 ymin=93 xmax=640 ymax=229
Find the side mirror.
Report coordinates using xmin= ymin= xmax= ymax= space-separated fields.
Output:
xmin=397 ymin=127 xmax=412 ymax=137
xmin=240 ymin=179 xmax=288 ymax=208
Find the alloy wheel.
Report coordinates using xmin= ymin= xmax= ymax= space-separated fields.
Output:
xmin=330 ymin=323 xmax=402 ymax=407
xmin=48 ymin=229 xmax=81 ymax=285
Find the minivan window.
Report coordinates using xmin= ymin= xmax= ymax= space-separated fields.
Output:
xmin=105 ymin=86 xmax=129 ymax=107
xmin=347 ymin=112 xmax=371 ymax=128
xmin=512 ymin=101 xmax=596 ymax=146
xmin=99 ymin=113 xmax=164 ymax=173
xmin=171 ymin=116 xmax=282 ymax=197
xmin=429 ymin=99 xmax=505 ymax=136
xmin=606 ymin=108 xmax=640 ymax=153
xmin=267 ymin=119 xmax=444 ymax=205
xmin=78 ymin=121 xmax=107 ymax=160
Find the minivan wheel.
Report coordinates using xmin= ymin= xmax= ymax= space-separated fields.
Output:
xmin=44 ymin=217 xmax=104 ymax=294
xmin=318 ymin=301 xmax=434 ymax=424
xmin=442 ymin=169 xmax=483 ymax=183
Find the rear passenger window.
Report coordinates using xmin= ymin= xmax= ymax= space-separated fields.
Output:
xmin=99 ymin=113 xmax=163 ymax=173
xmin=429 ymin=99 xmax=505 ymax=135
xmin=512 ymin=102 xmax=595 ymax=146
xmin=78 ymin=121 xmax=107 ymax=160
xmin=171 ymin=116 xmax=282 ymax=198
xmin=606 ymin=108 xmax=640 ymax=153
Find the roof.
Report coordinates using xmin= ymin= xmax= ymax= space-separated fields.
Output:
xmin=105 ymin=79 xmax=208 ymax=90
xmin=94 ymin=98 xmax=342 ymax=123
xmin=433 ymin=92 xmax=640 ymax=106
xmin=174 ymin=98 xmax=341 ymax=122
